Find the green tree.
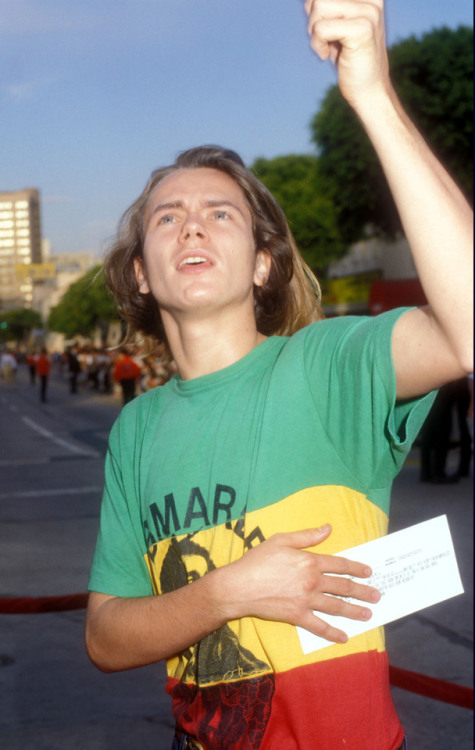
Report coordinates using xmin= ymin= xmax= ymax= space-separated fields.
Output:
xmin=0 ymin=308 xmax=43 ymax=344
xmin=48 ymin=265 xmax=118 ymax=340
xmin=311 ymin=26 xmax=473 ymax=243
xmin=251 ymin=154 xmax=345 ymax=272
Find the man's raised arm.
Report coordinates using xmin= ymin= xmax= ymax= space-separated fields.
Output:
xmin=305 ymin=0 xmax=473 ymax=398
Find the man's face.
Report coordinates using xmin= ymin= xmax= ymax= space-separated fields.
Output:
xmin=135 ymin=168 xmax=270 ymax=323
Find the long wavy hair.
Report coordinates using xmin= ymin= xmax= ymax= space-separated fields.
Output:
xmin=103 ymin=145 xmax=324 ymax=353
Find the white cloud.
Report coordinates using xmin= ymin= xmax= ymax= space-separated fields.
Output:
xmin=3 ymin=75 xmax=57 ymax=103
xmin=5 ymin=82 xmax=35 ymax=101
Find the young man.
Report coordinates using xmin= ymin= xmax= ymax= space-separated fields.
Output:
xmin=85 ymin=2 xmax=473 ymax=748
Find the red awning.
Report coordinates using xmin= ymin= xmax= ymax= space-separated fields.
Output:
xmin=369 ymin=278 xmax=427 ymax=315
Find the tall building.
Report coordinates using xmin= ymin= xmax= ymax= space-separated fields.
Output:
xmin=0 ymin=188 xmax=42 ymax=311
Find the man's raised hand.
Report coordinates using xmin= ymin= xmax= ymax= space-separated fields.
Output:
xmin=304 ymin=0 xmax=390 ymax=108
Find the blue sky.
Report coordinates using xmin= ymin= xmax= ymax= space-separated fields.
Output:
xmin=2 ymin=0 xmax=473 ymax=258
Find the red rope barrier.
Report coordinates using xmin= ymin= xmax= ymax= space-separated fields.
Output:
xmin=0 ymin=594 xmax=89 ymax=614
xmin=389 ymin=665 xmax=473 ymax=710
xmin=0 ymin=595 xmax=473 ymax=710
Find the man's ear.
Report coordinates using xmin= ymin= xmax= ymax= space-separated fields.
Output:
xmin=134 ymin=258 xmax=150 ymax=294
xmin=254 ymin=250 xmax=271 ymax=287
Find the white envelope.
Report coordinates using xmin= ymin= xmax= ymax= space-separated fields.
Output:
xmin=297 ymin=514 xmax=464 ymax=654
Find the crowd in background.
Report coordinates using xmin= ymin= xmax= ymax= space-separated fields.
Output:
xmin=0 ymin=342 xmax=177 ymax=401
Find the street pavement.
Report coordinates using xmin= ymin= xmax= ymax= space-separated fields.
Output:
xmin=0 ymin=364 xmax=472 ymax=749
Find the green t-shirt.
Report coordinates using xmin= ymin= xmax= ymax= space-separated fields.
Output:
xmin=89 ymin=309 xmax=434 ymax=750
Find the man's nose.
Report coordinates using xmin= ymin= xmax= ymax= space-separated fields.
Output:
xmin=180 ymin=214 xmax=207 ymax=240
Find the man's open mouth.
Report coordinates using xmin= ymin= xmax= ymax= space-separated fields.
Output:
xmin=177 ymin=256 xmax=209 ymax=270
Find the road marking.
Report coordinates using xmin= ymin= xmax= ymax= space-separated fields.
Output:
xmin=0 ymin=486 xmax=102 ymax=499
xmin=0 ymin=458 xmax=50 ymax=466
xmin=21 ymin=416 xmax=101 ymax=458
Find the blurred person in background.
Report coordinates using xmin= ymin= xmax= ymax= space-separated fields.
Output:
xmin=420 ymin=376 xmax=472 ymax=483
xmin=35 ymin=347 xmax=51 ymax=404
xmin=0 ymin=349 xmax=17 ymax=383
xmin=26 ymin=350 xmax=36 ymax=384
xmin=97 ymin=348 xmax=114 ymax=394
xmin=112 ymin=347 xmax=143 ymax=405
xmin=66 ymin=345 xmax=82 ymax=394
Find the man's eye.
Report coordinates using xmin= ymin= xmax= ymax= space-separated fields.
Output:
xmin=213 ymin=210 xmax=230 ymax=220
xmin=159 ymin=214 xmax=176 ymax=224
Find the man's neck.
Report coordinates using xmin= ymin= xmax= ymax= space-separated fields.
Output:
xmin=163 ymin=309 xmax=267 ymax=381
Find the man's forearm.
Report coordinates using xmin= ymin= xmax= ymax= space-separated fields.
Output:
xmin=86 ymin=568 xmax=228 ymax=672
xmin=353 ymin=84 xmax=473 ymax=371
